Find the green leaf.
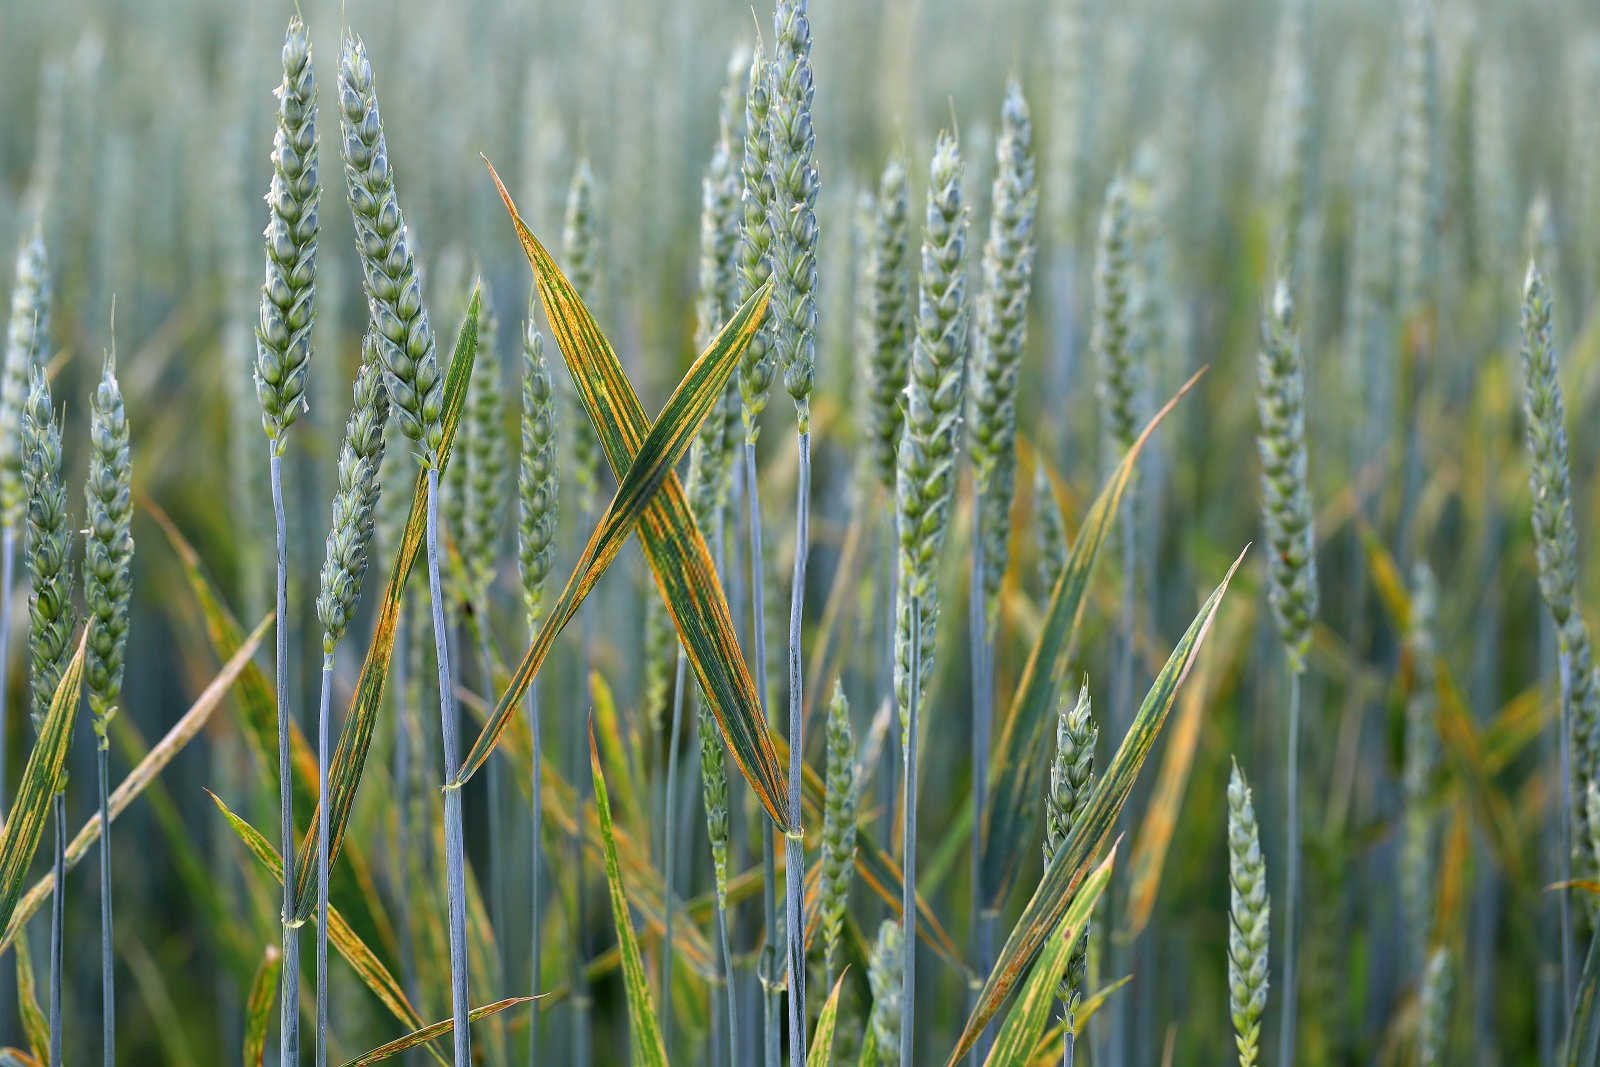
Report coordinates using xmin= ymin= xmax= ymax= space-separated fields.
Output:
xmin=1570 ymin=924 xmax=1600 ymax=1066
xmin=0 ymin=631 xmax=85 ymax=937
xmin=981 ymin=370 xmax=1205 ymax=910
xmin=337 ymin=997 xmax=534 ymax=1066
xmin=806 ymin=969 xmax=848 ymax=1067
xmin=0 ymin=613 xmax=272 ymax=956
xmin=292 ymin=292 xmax=482 ymax=917
xmin=242 ymin=945 xmax=282 ymax=1067
xmin=983 ymin=845 xmax=1115 ymax=1067
xmin=13 ymin=933 xmax=47 ymax=1066
xmin=207 ymin=791 xmax=450 ymax=1067
xmin=948 ymin=547 xmax=1247 ymax=1065
xmin=463 ymin=159 xmax=790 ymax=835
xmin=590 ymin=721 xmax=670 ymax=1065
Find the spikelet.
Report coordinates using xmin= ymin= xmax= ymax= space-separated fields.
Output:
xmin=254 ymin=16 xmax=319 ymax=450
xmin=1044 ymin=680 xmax=1095 ymax=1007
xmin=517 ymin=302 xmax=559 ymax=632
xmin=1035 ymin=465 xmax=1067 ymax=594
xmin=337 ymin=34 xmax=444 ymax=465
xmin=1519 ymin=261 xmax=1600 ymax=889
xmin=969 ymin=81 xmax=1038 ymax=626
xmin=83 ymin=351 xmax=133 ymax=746
xmin=893 ymin=131 xmax=969 ymax=729
xmin=0 ymin=231 xmax=52 ymax=530
xmin=1401 ymin=562 xmax=1438 ymax=960
xmin=462 ymin=281 xmax=507 ymax=605
xmin=562 ymin=160 xmax=604 ymax=512
xmin=1256 ymin=279 xmax=1317 ymax=672
xmin=316 ymin=333 xmax=390 ymax=649
xmin=1418 ymin=947 xmax=1452 ymax=1067
xmin=866 ymin=159 xmax=912 ymax=492
xmin=867 ymin=920 xmax=903 ymax=1055
xmin=1227 ymin=759 xmax=1269 ymax=1067
xmin=768 ymin=0 xmax=820 ymax=427
xmin=1092 ymin=175 xmax=1138 ymax=455
xmin=692 ymin=682 xmax=733 ymax=902
xmin=819 ymin=681 xmax=856 ymax=985
xmin=736 ymin=44 xmax=777 ymax=443
xmin=21 ymin=368 xmax=72 ymax=736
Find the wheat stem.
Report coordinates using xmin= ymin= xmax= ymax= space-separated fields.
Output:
xmin=315 ymin=650 xmax=333 ymax=1067
xmin=784 ymin=429 xmax=810 ymax=1062
xmin=663 ymin=647 xmax=688 ymax=1053
xmin=97 ymin=738 xmax=113 ymax=1067
xmin=271 ymin=452 xmax=297 ymax=1067
xmin=1279 ymin=669 xmax=1300 ymax=1067
xmin=527 ymin=677 xmax=544 ymax=1066
xmin=900 ymin=593 xmax=921 ymax=1067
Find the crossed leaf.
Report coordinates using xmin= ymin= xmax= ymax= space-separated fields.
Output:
xmin=451 ymin=159 xmax=790 ymax=834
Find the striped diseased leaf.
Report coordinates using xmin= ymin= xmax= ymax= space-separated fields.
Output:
xmin=206 ymin=792 xmax=451 ymax=1067
xmin=0 ymin=1050 xmax=41 ymax=1067
xmin=948 ymin=547 xmax=1247 ymax=1065
xmin=0 ymin=630 xmax=85 ymax=936
xmin=13 ymin=934 xmax=46 ymax=1065
xmin=243 ymin=945 xmax=282 ymax=1067
xmin=291 ymin=294 xmax=480 ymax=917
xmin=0 ymin=614 xmax=272 ymax=953
xmin=807 ymin=969 xmax=848 ymax=1067
xmin=337 ymin=997 xmax=534 ymax=1066
xmin=590 ymin=670 xmax=644 ymax=836
xmin=468 ymin=160 xmax=790 ymax=832
xmin=981 ymin=369 xmax=1206 ymax=908
xmin=984 ymin=845 xmax=1116 ymax=1067
xmin=590 ymin=723 xmax=670 ymax=1066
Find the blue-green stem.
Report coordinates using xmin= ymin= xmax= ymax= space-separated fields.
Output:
xmin=392 ymin=604 xmax=415 ymax=1022
xmin=98 ymin=734 xmax=114 ymax=1067
xmin=785 ymin=430 xmax=810 ymax=1066
xmin=0 ymin=526 xmax=12 ymax=818
xmin=663 ymin=650 xmax=688 ymax=1053
xmin=1107 ymin=502 xmax=1135 ymax=1067
xmin=426 ymin=465 xmax=472 ymax=1066
xmin=712 ymin=522 xmax=739 ymax=1067
xmin=272 ymin=451 xmax=297 ymax=1067
xmin=528 ymin=676 xmax=543 ymax=1067
xmin=573 ymin=526 xmax=594 ymax=1067
xmin=968 ymin=534 xmax=993 ymax=1066
xmin=316 ymin=649 xmax=334 ymax=1067
xmin=744 ymin=440 xmax=780 ymax=1067
xmin=900 ymin=593 xmax=921 ymax=1067
xmin=1278 ymin=666 xmax=1301 ymax=1067
xmin=483 ymin=633 xmax=510 ymax=1053
xmin=1558 ymin=650 xmax=1575 ymax=1008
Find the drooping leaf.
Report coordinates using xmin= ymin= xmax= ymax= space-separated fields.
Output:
xmin=13 ymin=933 xmax=47 ymax=1065
xmin=0 ymin=632 xmax=86 ymax=936
xmin=806 ymin=968 xmax=848 ymax=1067
xmin=242 ymin=944 xmax=281 ymax=1067
xmin=590 ymin=723 xmax=670 ymax=1066
xmin=337 ymin=997 xmax=534 ymax=1066
xmin=464 ymin=159 xmax=790 ymax=834
xmin=948 ymin=548 xmax=1247 ymax=1065
xmin=984 ymin=845 xmax=1116 ymax=1067
xmin=207 ymin=792 xmax=450 ymax=1067
xmin=292 ymin=293 xmax=482 ymax=917
xmin=981 ymin=370 xmax=1206 ymax=910
xmin=0 ymin=614 xmax=272 ymax=955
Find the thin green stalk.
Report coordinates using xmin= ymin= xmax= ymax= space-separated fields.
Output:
xmin=663 ymin=649 xmax=687 ymax=1052
xmin=900 ymin=593 xmax=921 ymax=1067
xmin=1559 ymin=651 xmax=1575 ymax=1006
xmin=483 ymin=634 xmax=508 ymax=1047
xmin=968 ymin=536 xmax=991 ymax=1067
xmin=0 ymin=530 xmax=12 ymax=815
xmin=574 ymin=585 xmax=593 ymax=1067
xmin=272 ymin=452 xmax=297 ymax=1067
xmin=315 ymin=650 xmax=333 ymax=1067
xmin=784 ymin=429 xmax=810 ymax=1063
xmin=716 ymin=900 xmax=736 ymax=1067
xmin=745 ymin=441 xmax=779 ymax=1067
xmin=1279 ymin=669 xmax=1301 ymax=1067
xmin=426 ymin=466 xmax=472 ymax=1065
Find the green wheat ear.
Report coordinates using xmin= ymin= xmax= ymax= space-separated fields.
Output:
xmin=517 ymin=301 xmax=559 ymax=633
xmin=21 ymin=367 xmax=73 ymax=736
xmin=819 ymin=681 xmax=856 ymax=986
xmin=462 ymin=278 xmax=507 ymax=606
xmin=0 ymin=230 xmax=52 ymax=530
xmin=84 ymin=350 xmax=133 ymax=743
xmin=1092 ymin=173 xmax=1138 ymax=456
xmin=1227 ymin=758 xmax=1269 ymax=1067
xmin=736 ymin=43 xmax=777 ymax=444
xmin=1256 ymin=278 xmax=1317 ymax=672
xmin=867 ymin=919 xmax=904 ymax=1054
xmin=1045 ymin=679 xmax=1094 ymax=1008
xmin=254 ymin=15 xmax=319 ymax=451
xmin=562 ymin=159 xmax=604 ymax=512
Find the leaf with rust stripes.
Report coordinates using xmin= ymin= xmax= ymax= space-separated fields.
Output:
xmin=983 ymin=845 xmax=1115 ymax=1067
xmin=591 ymin=723 xmax=670 ymax=1066
xmin=948 ymin=548 xmax=1247 ymax=1065
xmin=291 ymin=294 xmax=480 ymax=917
xmin=243 ymin=945 xmax=282 ymax=1067
xmin=337 ymin=997 xmax=533 ymax=1066
xmin=0 ymin=631 xmax=85 ymax=937
xmin=980 ymin=370 xmax=1204 ymax=912
xmin=454 ymin=158 xmax=789 ymax=833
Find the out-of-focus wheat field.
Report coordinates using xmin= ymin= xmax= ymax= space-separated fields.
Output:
xmin=0 ymin=0 xmax=1592 ymax=1064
